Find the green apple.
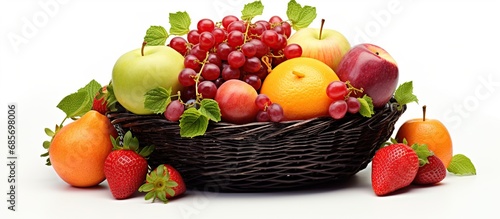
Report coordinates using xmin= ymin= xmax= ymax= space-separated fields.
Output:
xmin=287 ymin=19 xmax=350 ymax=72
xmin=112 ymin=44 xmax=184 ymax=115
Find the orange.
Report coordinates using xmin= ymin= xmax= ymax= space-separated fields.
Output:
xmin=49 ymin=110 xmax=118 ymax=187
xmin=395 ymin=106 xmax=453 ymax=167
xmin=260 ymin=57 xmax=340 ymax=120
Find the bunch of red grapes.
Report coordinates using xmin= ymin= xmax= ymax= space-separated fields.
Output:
xmin=326 ymin=81 xmax=362 ymax=119
xmin=165 ymin=15 xmax=302 ymax=121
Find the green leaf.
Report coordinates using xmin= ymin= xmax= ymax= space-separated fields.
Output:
xmin=165 ymin=181 xmax=178 ymax=188
xmin=411 ymin=144 xmax=433 ymax=166
xmin=144 ymin=191 xmax=156 ymax=201
xmin=105 ymin=82 xmax=118 ymax=112
xmin=43 ymin=141 xmax=51 ymax=149
xmin=157 ymin=190 xmax=168 ymax=203
xmin=78 ymin=79 xmax=102 ymax=104
xmin=122 ymin=131 xmax=140 ymax=151
xmin=139 ymin=145 xmax=155 ymax=158
xmin=144 ymin=26 xmax=169 ymax=46
xmin=56 ymin=91 xmax=91 ymax=118
xmin=157 ymin=164 xmax=166 ymax=178
xmin=40 ymin=151 xmax=49 ymax=157
xmin=56 ymin=80 xmax=101 ymax=118
xmin=169 ymin=11 xmax=191 ymax=36
xmin=144 ymin=87 xmax=172 ymax=114
xmin=241 ymin=0 xmax=264 ymax=21
xmin=179 ymin=108 xmax=209 ymax=138
xmin=199 ymin=99 xmax=221 ymax=122
xmin=358 ymin=95 xmax=375 ymax=118
xmin=138 ymin=183 xmax=154 ymax=192
xmin=44 ymin=128 xmax=55 ymax=137
xmin=286 ymin=0 xmax=317 ymax=30
xmin=165 ymin=188 xmax=176 ymax=198
xmin=447 ymin=154 xmax=477 ymax=175
xmin=394 ymin=81 xmax=419 ymax=110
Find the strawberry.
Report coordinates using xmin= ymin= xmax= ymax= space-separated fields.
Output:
xmin=138 ymin=164 xmax=186 ymax=203
xmin=104 ymin=131 xmax=154 ymax=200
xmin=371 ymin=143 xmax=419 ymax=196
xmin=412 ymin=150 xmax=447 ymax=185
xmin=92 ymin=86 xmax=108 ymax=115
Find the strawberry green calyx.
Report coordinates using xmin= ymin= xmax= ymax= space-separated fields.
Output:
xmin=411 ymin=143 xmax=433 ymax=167
xmin=138 ymin=164 xmax=178 ymax=203
xmin=110 ymin=131 xmax=154 ymax=157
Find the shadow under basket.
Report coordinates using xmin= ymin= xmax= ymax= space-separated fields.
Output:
xmin=107 ymin=99 xmax=406 ymax=192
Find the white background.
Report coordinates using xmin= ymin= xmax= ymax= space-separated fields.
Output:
xmin=1 ymin=0 xmax=499 ymax=218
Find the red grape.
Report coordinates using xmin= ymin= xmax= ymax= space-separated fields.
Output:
xmin=184 ymin=54 xmax=201 ymax=72
xmin=199 ymin=32 xmax=215 ymax=50
xmin=346 ymin=96 xmax=361 ymax=114
xmin=198 ymin=80 xmax=218 ymax=99
xmin=206 ymin=53 xmax=222 ymax=67
xmin=255 ymin=94 xmax=272 ymax=110
xmin=269 ymin=15 xmax=283 ymax=25
xmin=267 ymin=103 xmax=284 ymax=122
xmin=261 ymin=30 xmax=279 ymax=48
xmin=256 ymin=110 xmax=270 ymax=122
xmin=243 ymin=74 xmax=262 ymax=90
xmin=165 ymin=100 xmax=185 ymax=122
xmin=221 ymin=65 xmax=241 ymax=81
xmin=227 ymin=20 xmax=246 ymax=32
xmin=329 ymin=100 xmax=348 ymax=119
xmin=222 ymin=15 xmax=239 ymax=29
xmin=216 ymin=42 xmax=234 ymax=60
xmin=212 ymin=27 xmax=227 ymax=44
xmin=178 ymin=68 xmax=198 ymax=87
xmin=169 ymin=36 xmax=188 ymax=55
xmin=243 ymin=57 xmax=262 ymax=73
xmin=326 ymin=81 xmax=348 ymax=101
xmin=281 ymin=22 xmax=292 ymax=38
xmin=227 ymin=50 xmax=246 ymax=68
xmin=249 ymin=39 xmax=268 ymax=58
xmin=197 ymin=18 xmax=215 ymax=33
xmin=201 ymin=63 xmax=220 ymax=81
xmin=241 ymin=42 xmax=257 ymax=57
xmin=283 ymin=43 xmax=302 ymax=59
xmin=227 ymin=30 xmax=245 ymax=47
xmin=187 ymin=30 xmax=200 ymax=44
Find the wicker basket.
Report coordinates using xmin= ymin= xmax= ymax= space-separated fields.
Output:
xmin=107 ymin=99 xmax=406 ymax=192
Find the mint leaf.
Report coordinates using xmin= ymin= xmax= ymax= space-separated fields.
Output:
xmin=241 ymin=0 xmax=264 ymax=21
xmin=57 ymin=91 xmax=91 ymax=118
xmin=286 ymin=0 xmax=317 ymax=30
xmin=394 ymin=81 xmax=418 ymax=110
xmin=144 ymin=26 xmax=168 ymax=46
xmin=199 ymin=99 xmax=221 ymax=122
xmin=169 ymin=11 xmax=191 ymax=36
xmin=357 ymin=95 xmax=375 ymax=118
xmin=179 ymin=108 xmax=209 ymax=138
xmin=78 ymin=79 xmax=102 ymax=103
xmin=447 ymin=154 xmax=477 ymax=175
xmin=144 ymin=87 xmax=172 ymax=114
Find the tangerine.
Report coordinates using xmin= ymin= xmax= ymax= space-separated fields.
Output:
xmin=395 ymin=106 xmax=453 ymax=167
xmin=260 ymin=57 xmax=340 ymax=120
xmin=49 ymin=110 xmax=118 ymax=187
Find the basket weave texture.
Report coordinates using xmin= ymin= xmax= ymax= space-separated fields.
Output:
xmin=108 ymin=99 xmax=405 ymax=192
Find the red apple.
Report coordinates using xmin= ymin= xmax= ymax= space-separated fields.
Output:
xmin=287 ymin=19 xmax=351 ymax=72
xmin=215 ymin=79 xmax=259 ymax=124
xmin=336 ymin=43 xmax=398 ymax=108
